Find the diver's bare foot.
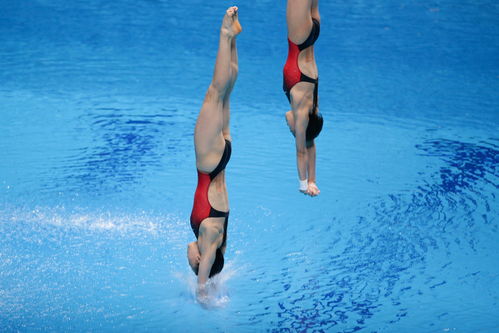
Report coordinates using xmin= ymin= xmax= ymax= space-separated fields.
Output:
xmin=307 ymin=182 xmax=320 ymax=197
xmin=221 ymin=6 xmax=242 ymax=38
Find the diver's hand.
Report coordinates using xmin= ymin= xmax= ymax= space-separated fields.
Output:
xmin=307 ymin=182 xmax=320 ymax=197
xmin=196 ymin=283 xmax=208 ymax=304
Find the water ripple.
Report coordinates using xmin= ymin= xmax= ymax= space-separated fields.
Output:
xmin=269 ymin=138 xmax=497 ymax=331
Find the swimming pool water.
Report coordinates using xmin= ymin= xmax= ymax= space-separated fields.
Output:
xmin=1 ymin=0 xmax=498 ymax=331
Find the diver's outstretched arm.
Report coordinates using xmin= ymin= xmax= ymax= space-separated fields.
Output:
xmin=306 ymin=142 xmax=320 ymax=196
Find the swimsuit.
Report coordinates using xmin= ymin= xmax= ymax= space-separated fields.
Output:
xmin=190 ymin=139 xmax=231 ymax=247
xmin=283 ymin=18 xmax=322 ymax=137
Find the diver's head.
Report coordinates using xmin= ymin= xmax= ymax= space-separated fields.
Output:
xmin=209 ymin=248 xmax=224 ymax=278
xmin=187 ymin=242 xmax=224 ymax=278
xmin=286 ymin=110 xmax=323 ymax=141
xmin=306 ymin=112 xmax=323 ymax=141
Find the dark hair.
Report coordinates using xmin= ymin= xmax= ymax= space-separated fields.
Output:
xmin=306 ymin=112 xmax=323 ymax=141
xmin=209 ymin=248 xmax=224 ymax=278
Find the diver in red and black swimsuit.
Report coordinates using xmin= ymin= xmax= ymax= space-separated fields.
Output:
xmin=187 ymin=6 xmax=241 ymax=299
xmin=283 ymin=0 xmax=323 ymax=197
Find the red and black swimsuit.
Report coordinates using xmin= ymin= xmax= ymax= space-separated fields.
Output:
xmin=283 ymin=18 xmax=320 ymax=107
xmin=283 ymin=19 xmax=323 ymax=140
xmin=190 ymin=139 xmax=231 ymax=247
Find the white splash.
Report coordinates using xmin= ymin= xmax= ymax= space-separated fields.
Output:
xmin=1 ymin=205 xmax=186 ymax=237
xmin=174 ymin=260 xmax=239 ymax=309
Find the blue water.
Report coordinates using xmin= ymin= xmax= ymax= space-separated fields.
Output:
xmin=1 ymin=0 xmax=498 ymax=331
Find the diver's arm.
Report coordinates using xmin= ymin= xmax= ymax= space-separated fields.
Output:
xmin=196 ymin=227 xmax=219 ymax=286
xmin=197 ymin=244 xmax=217 ymax=286
xmin=307 ymin=141 xmax=316 ymax=182
xmin=306 ymin=141 xmax=320 ymax=196
xmin=294 ymin=108 xmax=309 ymax=190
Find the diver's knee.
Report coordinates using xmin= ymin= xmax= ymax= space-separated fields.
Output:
xmin=230 ymin=62 xmax=238 ymax=77
xmin=206 ymin=84 xmax=224 ymax=102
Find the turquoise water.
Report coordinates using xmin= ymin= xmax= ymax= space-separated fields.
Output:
xmin=1 ymin=0 xmax=498 ymax=331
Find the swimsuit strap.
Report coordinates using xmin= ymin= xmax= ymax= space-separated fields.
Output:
xmin=285 ymin=74 xmax=318 ymax=103
xmin=300 ymin=73 xmax=317 ymax=85
xmin=209 ymin=139 xmax=232 ymax=180
xmin=193 ymin=208 xmax=228 ymax=238
xmin=209 ymin=206 xmax=229 ymax=249
xmin=300 ymin=74 xmax=319 ymax=113
xmin=209 ymin=207 xmax=229 ymax=218
xmin=297 ymin=18 xmax=320 ymax=51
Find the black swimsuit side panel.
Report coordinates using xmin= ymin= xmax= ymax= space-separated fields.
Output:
xmin=285 ymin=75 xmax=317 ymax=103
xmin=209 ymin=140 xmax=232 ymax=180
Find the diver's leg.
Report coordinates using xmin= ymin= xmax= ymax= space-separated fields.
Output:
xmin=222 ymin=37 xmax=239 ymax=140
xmin=195 ymin=7 xmax=241 ymax=160
xmin=311 ymin=0 xmax=320 ymax=21
xmin=287 ymin=0 xmax=313 ymax=41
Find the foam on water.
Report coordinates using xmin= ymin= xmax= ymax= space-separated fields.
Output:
xmin=174 ymin=260 xmax=242 ymax=309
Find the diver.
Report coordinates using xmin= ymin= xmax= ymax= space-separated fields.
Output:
xmin=187 ymin=6 xmax=242 ymax=300
xmin=283 ymin=0 xmax=323 ymax=197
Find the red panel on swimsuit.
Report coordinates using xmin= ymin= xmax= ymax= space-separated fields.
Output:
xmin=190 ymin=171 xmax=212 ymax=236
xmin=283 ymin=40 xmax=302 ymax=94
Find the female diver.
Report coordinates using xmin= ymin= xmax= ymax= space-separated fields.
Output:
xmin=187 ymin=6 xmax=242 ymax=297
xmin=283 ymin=0 xmax=323 ymax=197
